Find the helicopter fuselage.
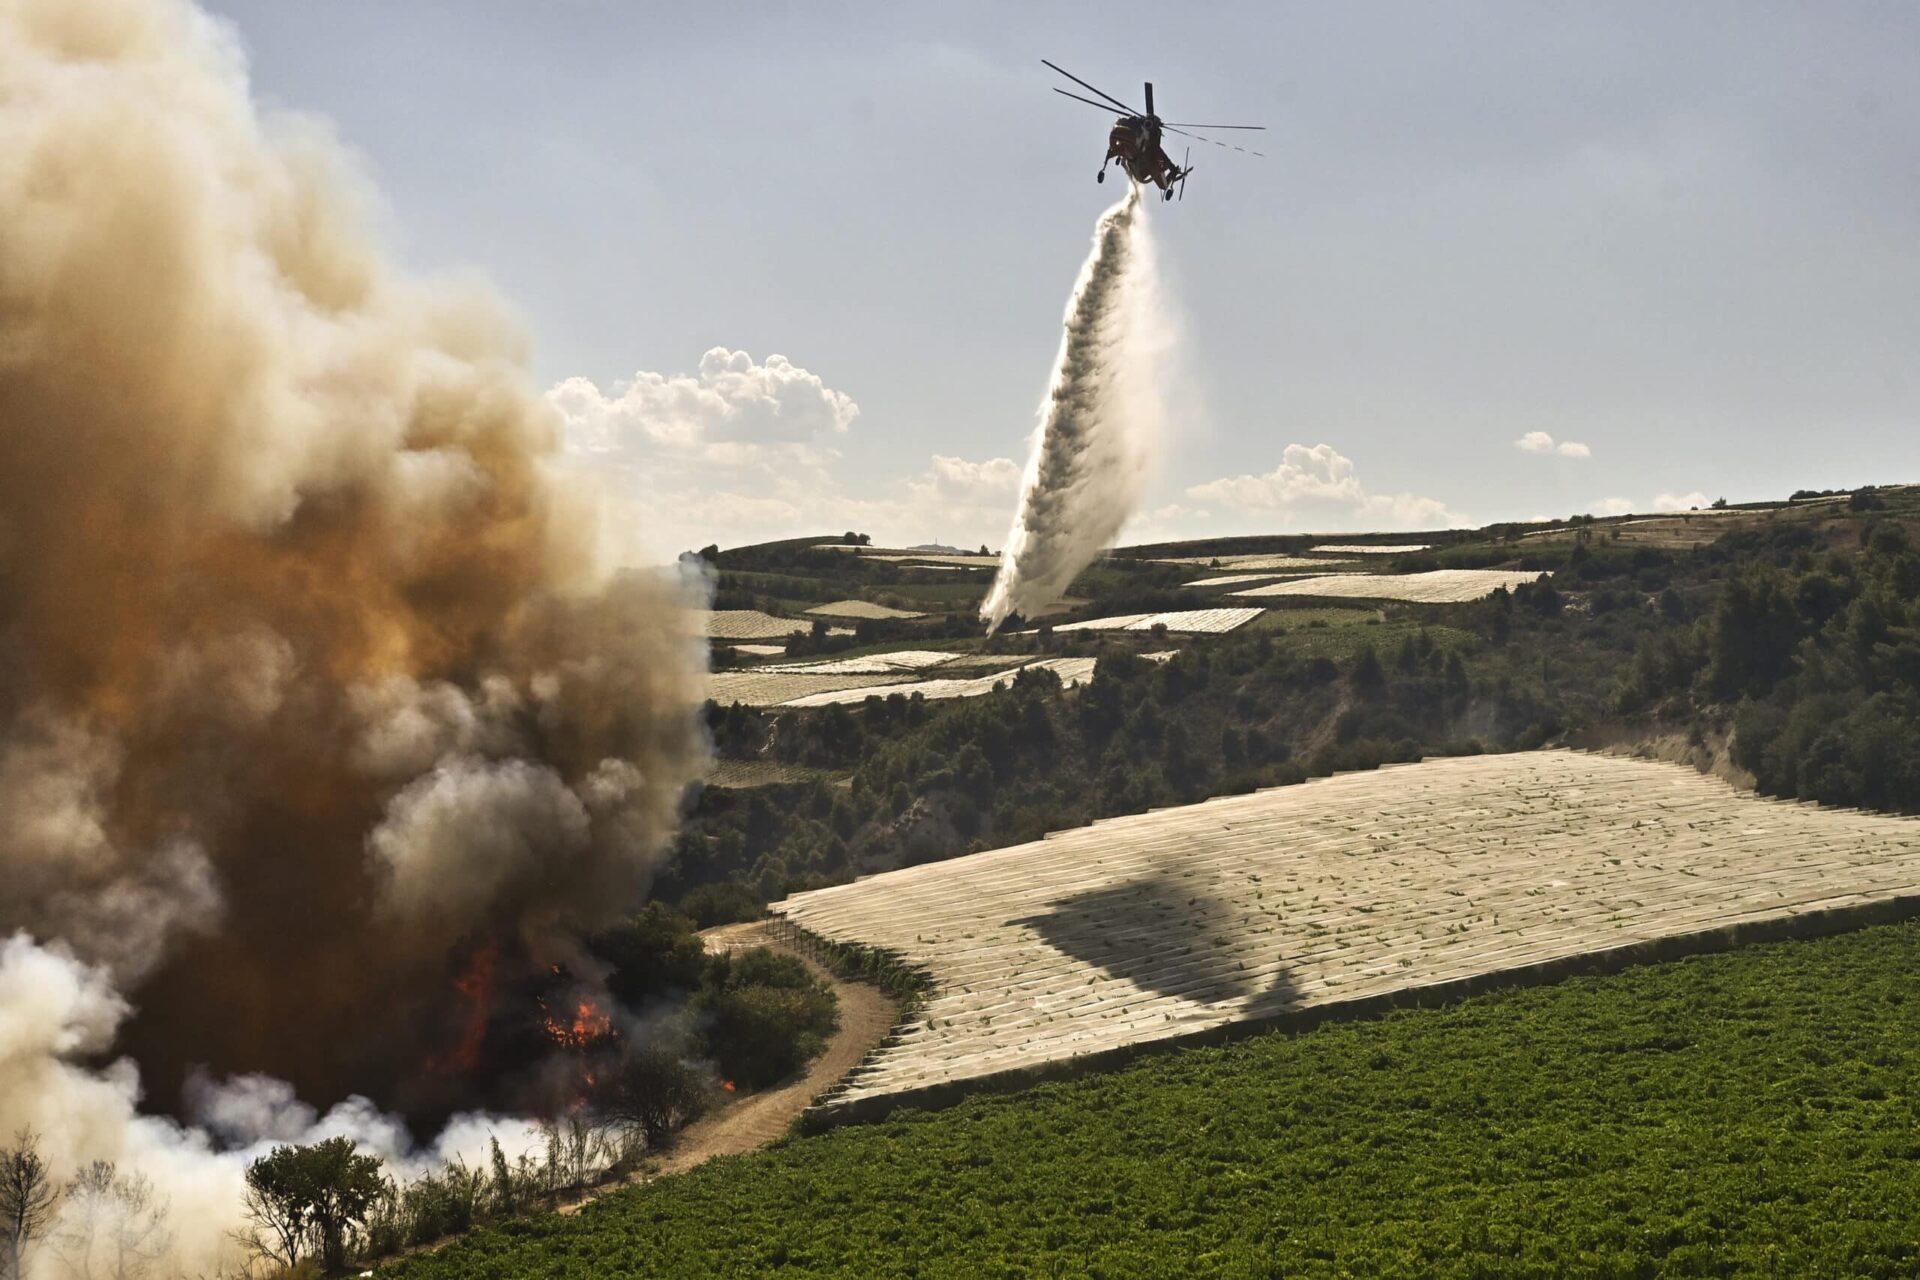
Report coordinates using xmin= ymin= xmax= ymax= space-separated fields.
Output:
xmin=1104 ymin=115 xmax=1181 ymax=191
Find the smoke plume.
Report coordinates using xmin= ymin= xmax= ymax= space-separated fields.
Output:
xmin=0 ymin=0 xmax=708 ymax=1270
xmin=982 ymin=190 xmax=1167 ymax=631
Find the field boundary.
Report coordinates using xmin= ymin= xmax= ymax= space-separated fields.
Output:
xmin=796 ymin=889 xmax=1920 ymax=1132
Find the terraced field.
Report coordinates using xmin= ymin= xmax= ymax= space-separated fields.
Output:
xmin=1181 ymin=571 xmax=1316 ymax=588
xmin=1150 ymin=554 xmax=1345 ymax=571
xmin=779 ymin=657 xmax=1096 ymax=708
xmin=804 ymin=599 xmax=926 ymax=620
xmin=1042 ymin=607 xmax=1265 ymax=634
xmin=756 ymin=650 xmax=961 ymax=676
xmin=773 ymin=751 xmax=1920 ymax=1116
xmin=707 ymin=670 xmax=920 ymax=706
xmin=1310 ymin=543 xmax=1432 ymax=554
xmin=1234 ymin=568 xmax=1544 ymax=603
xmin=705 ymin=610 xmax=818 ymax=641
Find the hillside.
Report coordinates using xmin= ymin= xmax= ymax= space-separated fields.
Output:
xmin=382 ymin=916 xmax=1920 ymax=1278
xmin=668 ymin=486 xmax=1920 ymax=924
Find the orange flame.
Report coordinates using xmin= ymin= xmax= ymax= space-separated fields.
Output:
xmin=541 ymin=996 xmax=613 ymax=1049
xmin=722 ymin=1080 xmax=736 ymax=1093
xmin=428 ymin=943 xmax=498 ymax=1075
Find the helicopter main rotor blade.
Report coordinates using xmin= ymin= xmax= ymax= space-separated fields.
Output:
xmin=1162 ymin=123 xmax=1266 ymax=130
xmin=1052 ymin=87 xmax=1127 ymax=116
xmin=1163 ymin=125 xmax=1265 ymax=157
xmin=1040 ymin=59 xmax=1140 ymax=116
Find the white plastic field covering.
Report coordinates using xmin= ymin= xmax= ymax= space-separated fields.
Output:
xmin=707 ymin=670 xmax=918 ymax=707
xmin=1309 ymin=543 xmax=1432 ymax=554
xmin=725 ymin=643 xmax=789 ymax=657
xmin=1183 ymin=572 xmax=1316 ymax=589
xmin=1233 ymin=569 xmax=1544 ymax=603
xmin=804 ymin=599 xmax=927 ymax=620
xmin=757 ymin=650 xmax=962 ymax=676
xmin=1150 ymin=554 xmax=1341 ymax=571
xmin=705 ymin=610 xmax=812 ymax=640
xmin=774 ymin=751 xmax=1920 ymax=1112
xmin=778 ymin=657 xmax=1096 ymax=708
xmin=1045 ymin=607 xmax=1264 ymax=635
xmin=865 ymin=553 xmax=999 ymax=567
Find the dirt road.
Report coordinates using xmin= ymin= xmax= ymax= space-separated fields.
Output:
xmin=559 ymin=919 xmax=897 ymax=1210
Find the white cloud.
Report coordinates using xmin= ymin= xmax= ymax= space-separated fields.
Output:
xmin=1652 ymin=490 xmax=1711 ymax=512
xmin=1515 ymin=430 xmax=1591 ymax=458
xmin=1591 ymin=497 xmax=1635 ymax=516
xmin=909 ymin=454 xmax=1022 ymax=502
xmin=1185 ymin=443 xmax=1465 ymax=531
xmin=548 ymin=348 xmax=858 ymax=463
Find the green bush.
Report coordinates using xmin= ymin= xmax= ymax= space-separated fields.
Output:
xmin=695 ymin=948 xmax=839 ymax=1089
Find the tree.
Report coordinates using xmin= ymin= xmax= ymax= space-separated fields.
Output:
xmin=1348 ymin=645 xmax=1385 ymax=695
xmin=54 ymin=1162 xmax=171 ymax=1280
xmin=592 ymin=1048 xmax=710 ymax=1149
xmin=242 ymin=1138 xmax=385 ymax=1274
xmin=1 ymin=1131 xmax=58 ymax=1280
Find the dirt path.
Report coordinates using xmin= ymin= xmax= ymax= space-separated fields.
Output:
xmin=558 ymin=919 xmax=897 ymax=1210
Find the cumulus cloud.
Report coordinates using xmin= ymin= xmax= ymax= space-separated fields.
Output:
xmin=1653 ymin=490 xmax=1711 ymax=511
xmin=909 ymin=454 xmax=1022 ymax=502
xmin=1185 ymin=443 xmax=1464 ymax=530
xmin=546 ymin=349 xmax=868 ymax=558
xmin=1591 ymin=497 xmax=1635 ymax=516
xmin=554 ymin=362 xmax=1028 ymax=558
xmin=549 ymin=348 xmax=858 ymax=461
xmin=1515 ymin=430 xmax=1592 ymax=458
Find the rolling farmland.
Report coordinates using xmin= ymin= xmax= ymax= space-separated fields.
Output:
xmin=1233 ymin=568 xmax=1545 ymax=603
xmin=707 ymin=670 xmax=921 ymax=706
xmin=1149 ymin=554 xmax=1347 ymax=571
xmin=804 ymin=599 xmax=927 ymax=620
xmin=778 ymin=657 xmax=1098 ymax=708
xmin=773 ymin=751 xmax=1920 ymax=1115
xmin=705 ymin=610 xmax=834 ymax=641
xmin=383 ymin=918 xmax=1920 ymax=1279
xmin=755 ymin=650 xmax=962 ymax=675
xmin=1041 ymin=607 xmax=1265 ymax=634
xmin=1309 ymin=543 xmax=1433 ymax=554
xmin=1181 ymin=572 xmax=1314 ymax=588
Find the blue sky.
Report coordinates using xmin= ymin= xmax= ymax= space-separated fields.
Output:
xmin=206 ymin=1 xmax=1920 ymax=554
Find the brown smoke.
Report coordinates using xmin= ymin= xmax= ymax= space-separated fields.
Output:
xmin=0 ymin=0 xmax=708 ymax=1128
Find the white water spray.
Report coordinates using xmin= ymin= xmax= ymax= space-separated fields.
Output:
xmin=982 ymin=189 xmax=1168 ymax=632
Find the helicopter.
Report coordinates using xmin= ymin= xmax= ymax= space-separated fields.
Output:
xmin=1043 ymin=59 xmax=1266 ymax=201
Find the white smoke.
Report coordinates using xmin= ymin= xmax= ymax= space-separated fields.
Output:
xmin=982 ymin=189 xmax=1168 ymax=631
xmin=0 ymin=933 xmax=549 ymax=1278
